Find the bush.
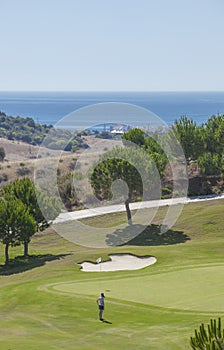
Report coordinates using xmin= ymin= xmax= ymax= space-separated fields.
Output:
xmin=16 ymin=167 xmax=31 ymax=176
xmin=0 ymin=146 xmax=6 ymax=161
xmin=0 ymin=173 xmax=8 ymax=183
xmin=162 ymin=187 xmax=172 ymax=195
xmin=74 ymin=172 xmax=84 ymax=180
xmin=68 ymin=160 xmax=76 ymax=171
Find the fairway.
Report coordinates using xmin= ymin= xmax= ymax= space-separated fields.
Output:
xmin=51 ymin=263 xmax=224 ymax=313
xmin=1 ymin=199 xmax=224 ymax=350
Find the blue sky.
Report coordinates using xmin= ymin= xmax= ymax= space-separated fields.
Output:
xmin=0 ymin=0 xmax=224 ymax=91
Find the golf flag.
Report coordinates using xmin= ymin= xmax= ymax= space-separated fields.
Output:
xmin=96 ymin=257 xmax=102 ymax=264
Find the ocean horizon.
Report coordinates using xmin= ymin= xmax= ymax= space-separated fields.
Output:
xmin=0 ymin=91 xmax=224 ymax=127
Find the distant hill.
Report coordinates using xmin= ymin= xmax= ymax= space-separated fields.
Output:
xmin=0 ymin=111 xmax=88 ymax=151
xmin=0 ymin=111 xmax=51 ymax=145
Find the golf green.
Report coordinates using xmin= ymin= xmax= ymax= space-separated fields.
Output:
xmin=50 ymin=263 xmax=224 ymax=313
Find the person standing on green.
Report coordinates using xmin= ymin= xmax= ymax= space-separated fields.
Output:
xmin=96 ymin=293 xmax=105 ymax=321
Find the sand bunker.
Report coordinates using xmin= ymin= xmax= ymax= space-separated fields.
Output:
xmin=80 ymin=254 xmax=157 ymax=272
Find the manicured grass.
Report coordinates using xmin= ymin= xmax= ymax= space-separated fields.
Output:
xmin=0 ymin=199 xmax=224 ymax=349
xmin=51 ymin=263 xmax=224 ymax=313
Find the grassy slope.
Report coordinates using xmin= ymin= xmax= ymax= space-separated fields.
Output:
xmin=0 ymin=199 xmax=224 ymax=349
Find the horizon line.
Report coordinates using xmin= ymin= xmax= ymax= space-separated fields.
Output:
xmin=0 ymin=90 xmax=224 ymax=93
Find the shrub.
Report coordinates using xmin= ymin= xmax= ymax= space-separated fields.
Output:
xmin=16 ymin=167 xmax=31 ymax=176
xmin=162 ymin=187 xmax=172 ymax=195
xmin=74 ymin=172 xmax=84 ymax=180
xmin=0 ymin=173 xmax=8 ymax=183
xmin=0 ymin=146 xmax=6 ymax=161
xmin=68 ymin=161 xmax=76 ymax=171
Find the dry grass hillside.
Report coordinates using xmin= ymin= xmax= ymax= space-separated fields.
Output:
xmin=0 ymin=137 xmax=75 ymax=186
xmin=1 ymin=136 xmax=222 ymax=203
xmin=0 ymin=136 xmax=122 ymax=200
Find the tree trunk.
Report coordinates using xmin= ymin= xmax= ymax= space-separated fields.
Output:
xmin=24 ymin=242 xmax=29 ymax=256
xmin=125 ymin=199 xmax=132 ymax=225
xmin=5 ymin=243 xmax=9 ymax=266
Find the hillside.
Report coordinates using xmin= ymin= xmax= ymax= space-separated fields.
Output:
xmin=0 ymin=134 xmax=223 ymax=202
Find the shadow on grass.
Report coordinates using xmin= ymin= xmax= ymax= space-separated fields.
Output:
xmin=106 ymin=224 xmax=190 ymax=246
xmin=101 ymin=319 xmax=112 ymax=324
xmin=0 ymin=253 xmax=70 ymax=276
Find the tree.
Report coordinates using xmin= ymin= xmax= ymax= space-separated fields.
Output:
xmin=172 ymin=114 xmax=224 ymax=177
xmin=190 ymin=318 xmax=224 ymax=350
xmin=0 ymin=196 xmax=36 ymax=265
xmin=172 ymin=116 xmax=204 ymax=163
xmin=203 ymin=114 xmax=224 ymax=155
xmin=198 ymin=152 xmax=221 ymax=176
xmin=0 ymin=146 xmax=6 ymax=161
xmin=121 ymin=128 xmax=145 ymax=147
xmin=122 ymin=128 xmax=168 ymax=177
xmin=1 ymin=178 xmax=61 ymax=255
xmin=90 ymin=147 xmax=157 ymax=224
xmin=143 ymin=136 xmax=168 ymax=177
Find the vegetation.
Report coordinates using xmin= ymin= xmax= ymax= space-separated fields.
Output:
xmin=0 ymin=146 xmax=6 ymax=161
xmin=0 ymin=178 xmax=61 ymax=259
xmin=190 ymin=318 xmax=224 ymax=350
xmin=0 ymin=196 xmax=36 ymax=265
xmin=172 ymin=114 xmax=224 ymax=176
xmin=41 ymin=127 xmax=88 ymax=151
xmin=0 ymin=111 xmax=88 ymax=150
xmin=0 ymin=173 xmax=8 ymax=183
xmin=172 ymin=116 xmax=204 ymax=162
xmin=122 ymin=128 xmax=168 ymax=176
xmin=90 ymin=145 xmax=159 ymax=223
xmin=0 ymin=112 xmax=224 ymax=349
xmin=122 ymin=127 xmax=146 ymax=147
xmin=90 ymin=128 xmax=169 ymax=222
xmin=0 ymin=199 xmax=224 ymax=349
xmin=58 ymin=172 xmax=81 ymax=210
xmin=0 ymin=111 xmax=51 ymax=144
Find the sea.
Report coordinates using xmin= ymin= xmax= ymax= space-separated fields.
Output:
xmin=0 ymin=91 xmax=224 ymax=127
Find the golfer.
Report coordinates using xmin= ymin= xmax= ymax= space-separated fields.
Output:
xmin=96 ymin=293 xmax=105 ymax=321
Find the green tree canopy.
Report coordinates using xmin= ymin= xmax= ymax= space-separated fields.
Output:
xmin=172 ymin=116 xmax=204 ymax=163
xmin=0 ymin=196 xmax=36 ymax=265
xmin=203 ymin=114 xmax=224 ymax=155
xmin=1 ymin=178 xmax=61 ymax=255
xmin=143 ymin=136 xmax=169 ymax=177
xmin=121 ymin=128 xmax=146 ymax=147
xmin=90 ymin=146 xmax=158 ymax=224
xmin=198 ymin=153 xmax=221 ymax=176
xmin=172 ymin=114 xmax=224 ymax=177
xmin=122 ymin=128 xmax=168 ymax=176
